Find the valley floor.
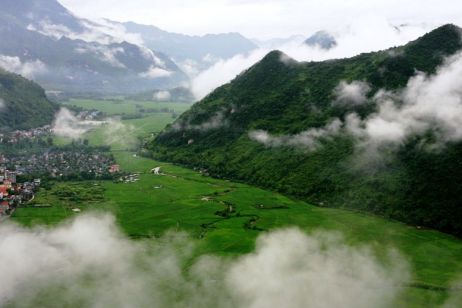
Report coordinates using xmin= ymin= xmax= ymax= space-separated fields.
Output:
xmin=11 ymin=150 xmax=462 ymax=307
xmin=9 ymin=99 xmax=462 ymax=307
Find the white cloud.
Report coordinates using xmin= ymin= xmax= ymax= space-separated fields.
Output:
xmin=202 ymin=53 xmax=221 ymax=63
xmin=137 ymin=46 xmax=167 ymax=68
xmin=52 ymin=108 xmax=137 ymax=148
xmin=191 ymin=49 xmax=270 ymax=99
xmin=249 ymin=119 xmax=342 ymax=150
xmin=334 ymin=81 xmax=371 ymax=106
xmin=179 ymin=59 xmax=201 ymax=77
xmin=82 ymin=19 xmax=145 ymax=45
xmin=75 ymin=45 xmax=126 ymax=68
xmin=0 ymin=214 xmax=410 ymax=307
xmin=173 ymin=109 xmax=229 ymax=132
xmin=139 ymin=66 xmax=172 ymax=79
xmin=346 ymin=50 xmax=462 ymax=149
xmin=59 ymin=0 xmax=462 ymax=39
xmin=27 ymin=21 xmax=74 ymax=40
xmin=27 ymin=18 xmax=144 ymax=46
xmin=52 ymin=108 xmax=107 ymax=139
xmin=154 ymin=91 xmax=171 ymax=101
xmin=0 ymin=55 xmax=47 ymax=79
xmin=227 ymin=229 xmax=409 ymax=308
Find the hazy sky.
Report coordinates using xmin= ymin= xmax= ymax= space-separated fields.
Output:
xmin=59 ymin=0 xmax=462 ymax=39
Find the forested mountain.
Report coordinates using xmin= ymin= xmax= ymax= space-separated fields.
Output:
xmin=151 ymin=24 xmax=462 ymax=236
xmin=0 ymin=0 xmax=186 ymax=94
xmin=0 ymin=68 xmax=58 ymax=130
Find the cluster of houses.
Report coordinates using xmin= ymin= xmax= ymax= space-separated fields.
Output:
xmin=1 ymin=150 xmax=117 ymax=179
xmin=0 ymin=125 xmax=52 ymax=144
xmin=0 ymin=168 xmax=40 ymax=218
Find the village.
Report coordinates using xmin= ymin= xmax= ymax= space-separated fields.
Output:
xmin=0 ymin=120 xmax=120 ymax=181
xmin=0 ymin=121 xmax=122 ymax=219
xmin=0 ymin=149 xmax=118 ymax=180
xmin=0 ymin=169 xmax=40 ymax=219
xmin=0 ymin=125 xmax=52 ymax=144
xmin=0 ymin=159 xmax=123 ymax=220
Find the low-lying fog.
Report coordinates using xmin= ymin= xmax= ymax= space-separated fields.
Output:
xmin=0 ymin=213 xmax=419 ymax=308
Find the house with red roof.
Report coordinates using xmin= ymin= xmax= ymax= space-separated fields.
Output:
xmin=0 ymin=185 xmax=8 ymax=198
xmin=109 ymin=164 xmax=120 ymax=174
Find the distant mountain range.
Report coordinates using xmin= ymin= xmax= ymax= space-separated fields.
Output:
xmin=0 ymin=0 xmax=187 ymax=94
xmin=0 ymin=67 xmax=57 ymax=131
xmin=0 ymin=0 xmax=258 ymax=94
xmin=151 ymin=24 xmax=462 ymax=237
xmin=114 ymin=20 xmax=258 ymax=74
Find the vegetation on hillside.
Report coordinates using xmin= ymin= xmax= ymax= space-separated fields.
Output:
xmin=0 ymin=68 xmax=58 ymax=130
xmin=151 ymin=24 xmax=462 ymax=237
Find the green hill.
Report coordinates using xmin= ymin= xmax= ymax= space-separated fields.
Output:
xmin=151 ymin=24 xmax=462 ymax=237
xmin=0 ymin=68 xmax=58 ymax=130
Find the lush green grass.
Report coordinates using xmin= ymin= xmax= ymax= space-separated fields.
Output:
xmin=13 ymin=182 xmax=105 ymax=226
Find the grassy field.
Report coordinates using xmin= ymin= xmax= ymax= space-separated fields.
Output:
xmin=11 ymin=99 xmax=462 ymax=306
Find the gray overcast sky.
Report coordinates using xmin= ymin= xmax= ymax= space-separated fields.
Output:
xmin=59 ymin=0 xmax=462 ymax=39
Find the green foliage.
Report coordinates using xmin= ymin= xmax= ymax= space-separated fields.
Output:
xmin=0 ymin=68 xmax=58 ymax=130
xmin=151 ymin=25 xmax=462 ymax=237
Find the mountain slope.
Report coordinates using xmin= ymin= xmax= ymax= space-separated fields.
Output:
xmin=0 ymin=0 xmax=186 ymax=94
xmin=0 ymin=68 xmax=58 ymax=130
xmin=151 ymin=24 xmax=462 ymax=237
